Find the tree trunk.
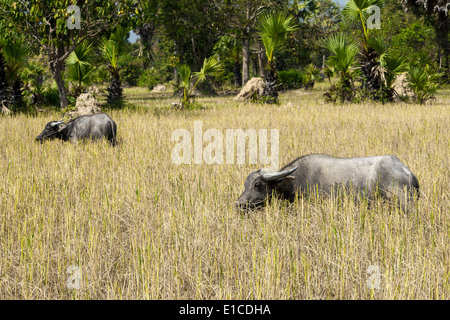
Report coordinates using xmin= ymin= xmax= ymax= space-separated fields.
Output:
xmin=263 ymin=66 xmax=278 ymax=104
xmin=50 ymin=60 xmax=69 ymax=110
xmin=174 ymin=66 xmax=179 ymax=86
xmin=242 ymin=36 xmax=250 ymax=86
xmin=10 ymin=79 xmax=24 ymax=110
xmin=320 ymin=54 xmax=326 ymax=81
xmin=191 ymin=37 xmax=201 ymax=71
xmin=107 ymin=67 xmax=124 ymax=108
xmin=233 ymin=60 xmax=242 ymax=87
xmin=258 ymin=40 xmax=266 ymax=78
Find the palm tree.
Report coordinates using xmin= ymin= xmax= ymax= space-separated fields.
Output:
xmin=303 ymin=63 xmax=321 ymax=89
xmin=101 ymin=27 xmax=129 ymax=108
xmin=65 ymin=41 xmax=95 ymax=98
xmin=1 ymin=37 xmax=28 ymax=110
xmin=322 ymin=33 xmax=359 ymax=102
xmin=343 ymin=0 xmax=385 ymax=97
xmin=214 ymin=36 xmax=242 ymax=87
xmin=178 ymin=57 xmax=223 ymax=109
xmin=363 ymin=36 xmax=409 ymax=101
xmin=259 ymin=12 xmax=298 ymax=104
xmin=381 ymin=54 xmax=409 ymax=101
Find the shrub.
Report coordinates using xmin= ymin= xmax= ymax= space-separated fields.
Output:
xmin=121 ymin=59 xmax=143 ymax=87
xmin=278 ymin=69 xmax=304 ymax=90
xmin=303 ymin=64 xmax=321 ymax=89
xmin=407 ymin=65 xmax=441 ymax=104
xmin=138 ymin=68 xmax=161 ymax=90
xmin=41 ymin=85 xmax=60 ymax=108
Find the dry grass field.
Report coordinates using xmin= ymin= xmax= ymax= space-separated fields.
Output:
xmin=0 ymin=83 xmax=449 ymax=299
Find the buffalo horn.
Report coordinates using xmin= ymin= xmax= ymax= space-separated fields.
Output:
xmin=262 ymin=166 xmax=298 ymax=182
xmin=50 ymin=121 xmax=64 ymax=127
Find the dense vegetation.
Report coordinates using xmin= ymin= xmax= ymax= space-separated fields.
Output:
xmin=0 ymin=0 xmax=448 ymax=112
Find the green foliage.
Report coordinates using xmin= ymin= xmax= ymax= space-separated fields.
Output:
xmin=322 ymin=33 xmax=359 ymax=102
xmin=65 ymin=42 xmax=95 ymax=97
xmin=101 ymin=26 xmax=130 ymax=108
xmin=213 ymin=35 xmax=242 ymax=86
xmin=323 ymin=80 xmax=356 ymax=103
xmin=278 ymin=69 xmax=304 ymax=89
xmin=0 ymin=37 xmax=28 ymax=80
xmin=214 ymin=36 xmax=241 ymax=62
xmin=303 ymin=63 xmax=321 ymax=88
xmin=323 ymin=33 xmax=359 ymax=79
xmin=101 ymin=27 xmax=130 ymax=71
xmin=259 ymin=13 xmax=298 ymax=70
xmin=259 ymin=12 xmax=298 ymax=104
xmin=153 ymin=0 xmax=230 ymax=70
xmin=323 ymin=65 xmax=336 ymax=83
xmin=280 ymin=0 xmax=342 ymax=69
xmin=120 ymin=51 xmax=144 ymax=87
xmin=342 ymin=0 xmax=384 ymax=40
xmin=41 ymin=84 xmax=61 ymax=108
xmin=382 ymin=54 xmax=409 ymax=90
xmin=137 ymin=69 xmax=160 ymax=90
xmin=371 ymin=1 xmax=438 ymax=71
xmin=0 ymin=0 xmax=136 ymax=109
xmin=177 ymin=57 xmax=222 ymax=109
xmin=0 ymin=36 xmax=29 ymax=110
xmin=407 ymin=65 xmax=442 ymax=104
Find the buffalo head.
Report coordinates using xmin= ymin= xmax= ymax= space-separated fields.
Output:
xmin=35 ymin=121 xmax=67 ymax=143
xmin=235 ymin=166 xmax=298 ymax=210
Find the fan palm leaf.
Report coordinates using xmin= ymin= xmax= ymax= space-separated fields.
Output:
xmin=65 ymin=41 xmax=94 ymax=94
xmin=323 ymin=33 xmax=359 ymax=77
xmin=259 ymin=13 xmax=298 ymax=66
xmin=343 ymin=0 xmax=384 ymax=40
xmin=383 ymin=54 xmax=408 ymax=89
xmin=177 ymin=57 xmax=222 ymax=108
xmin=101 ymin=26 xmax=129 ymax=70
xmin=0 ymin=37 xmax=28 ymax=81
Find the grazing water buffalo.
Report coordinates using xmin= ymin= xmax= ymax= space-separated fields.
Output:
xmin=36 ymin=113 xmax=117 ymax=146
xmin=236 ymin=154 xmax=419 ymax=212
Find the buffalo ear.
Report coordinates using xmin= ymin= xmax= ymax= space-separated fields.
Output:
xmin=273 ymin=175 xmax=295 ymax=187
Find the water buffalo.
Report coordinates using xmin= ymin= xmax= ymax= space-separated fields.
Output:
xmin=236 ymin=154 xmax=419 ymax=212
xmin=36 ymin=113 xmax=117 ymax=146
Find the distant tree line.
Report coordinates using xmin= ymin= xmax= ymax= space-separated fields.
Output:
xmin=0 ymin=0 xmax=447 ymax=112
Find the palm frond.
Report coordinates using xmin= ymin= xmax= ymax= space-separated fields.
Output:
xmin=65 ymin=42 xmax=95 ymax=93
xmin=0 ymin=37 xmax=28 ymax=77
xmin=101 ymin=26 xmax=130 ymax=69
xmin=193 ymin=57 xmax=223 ymax=83
xmin=343 ymin=0 xmax=384 ymax=38
xmin=383 ymin=54 xmax=408 ymax=88
xmin=259 ymin=13 xmax=298 ymax=63
xmin=322 ymin=33 xmax=359 ymax=76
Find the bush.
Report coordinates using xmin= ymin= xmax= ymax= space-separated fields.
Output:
xmin=120 ymin=54 xmax=144 ymax=86
xmin=138 ymin=68 xmax=161 ymax=90
xmin=278 ymin=69 xmax=304 ymax=90
xmin=303 ymin=64 xmax=321 ymax=89
xmin=42 ymin=85 xmax=60 ymax=107
xmin=407 ymin=65 xmax=441 ymax=104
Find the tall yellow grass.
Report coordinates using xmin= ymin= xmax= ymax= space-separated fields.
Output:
xmin=0 ymin=85 xmax=448 ymax=299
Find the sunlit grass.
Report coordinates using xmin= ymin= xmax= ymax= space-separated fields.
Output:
xmin=0 ymin=83 xmax=448 ymax=299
